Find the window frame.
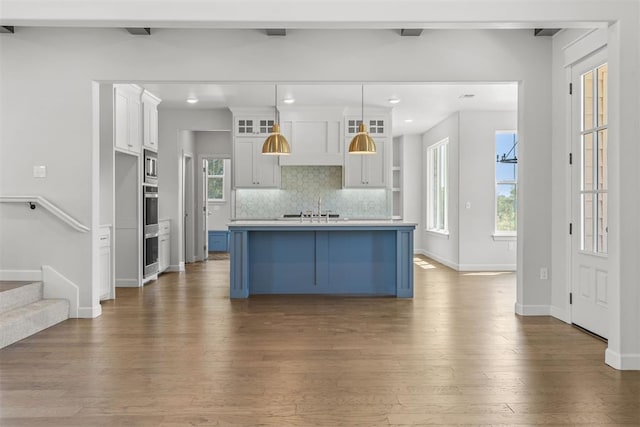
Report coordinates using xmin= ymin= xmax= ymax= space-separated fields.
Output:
xmin=426 ymin=138 xmax=449 ymax=235
xmin=207 ymin=158 xmax=225 ymax=202
xmin=494 ymin=130 xmax=518 ymax=237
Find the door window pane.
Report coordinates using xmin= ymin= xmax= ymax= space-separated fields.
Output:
xmin=597 ymin=64 xmax=608 ymax=127
xmin=582 ymin=193 xmax=594 ymax=252
xmin=597 ymin=193 xmax=608 ymax=253
xmin=583 ymin=70 xmax=594 ymax=129
xmin=597 ymin=129 xmax=607 ymax=190
xmin=582 ymin=133 xmax=593 ymax=191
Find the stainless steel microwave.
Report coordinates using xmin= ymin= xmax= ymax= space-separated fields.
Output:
xmin=143 ymin=149 xmax=158 ymax=186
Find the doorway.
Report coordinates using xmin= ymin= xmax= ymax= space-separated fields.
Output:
xmin=202 ymin=157 xmax=232 ymax=259
xmin=183 ymin=154 xmax=195 ymax=264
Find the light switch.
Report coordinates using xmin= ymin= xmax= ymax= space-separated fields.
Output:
xmin=465 ymin=201 xmax=471 ymax=209
xmin=33 ymin=165 xmax=46 ymax=178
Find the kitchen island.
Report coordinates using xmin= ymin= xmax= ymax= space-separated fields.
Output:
xmin=228 ymin=220 xmax=416 ymax=298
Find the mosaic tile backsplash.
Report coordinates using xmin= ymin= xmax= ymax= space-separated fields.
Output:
xmin=235 ymin=166 xmax=391 ymax=219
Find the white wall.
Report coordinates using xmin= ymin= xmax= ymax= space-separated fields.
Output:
xmin=401 ymin=134 xmax=423 ymax=251
xmin=420 ymin=113 xmax=460 ymax=269
xmin=459 ymin=111 xmax=517 ymax=271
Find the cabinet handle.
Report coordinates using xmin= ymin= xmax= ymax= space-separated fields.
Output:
xmin=99 ymin=236 xmax=108 ymax=241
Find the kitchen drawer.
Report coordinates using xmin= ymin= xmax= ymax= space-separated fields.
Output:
xmin=159 ymin=220 xmax=171 ymax=235
xmin=208 ymin=230 xmax=229 ymax=252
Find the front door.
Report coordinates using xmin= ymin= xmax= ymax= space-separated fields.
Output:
xmin=570 ymin=49 xmax=609 ymax=339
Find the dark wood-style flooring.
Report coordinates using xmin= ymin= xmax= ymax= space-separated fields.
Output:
xmin=1 ymin=256 xmax=639 ymax=426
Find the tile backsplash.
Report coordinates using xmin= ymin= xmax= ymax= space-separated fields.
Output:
xmin=235 ymin=166 xmax=390 ymax=219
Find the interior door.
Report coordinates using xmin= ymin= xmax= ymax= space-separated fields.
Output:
xmin=571 ymin=49 xmax=608 ymax=339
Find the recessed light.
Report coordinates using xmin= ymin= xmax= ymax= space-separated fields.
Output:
xmin=459 ymin=94 xmax=475 ymax=99
xmin=283 ymin=98 xmax=295 ymax=104
xmin=388 ymin=98 xmax=401 ymax=104
xmin=404 ymin=119 xmax=413 ymax=123
xmin=186 ymin=98 xmax=199 ymax=104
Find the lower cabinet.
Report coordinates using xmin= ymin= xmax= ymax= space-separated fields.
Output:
xmin=158 ymin=220 xmax=171 ymax=273
xmin=208 ymin=230 xmax=229 ymax=252
xmin=99 ymin=226 xmax=112 ymax=300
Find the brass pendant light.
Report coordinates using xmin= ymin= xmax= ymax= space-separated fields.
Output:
xmin=262 ymin=85 xmax=291 ymax=155
xmin=348 ymin=85 xmax=377 ymax=154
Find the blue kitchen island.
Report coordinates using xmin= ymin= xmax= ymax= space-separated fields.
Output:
xmin=228 ymin=220 xmax=416 ymax=298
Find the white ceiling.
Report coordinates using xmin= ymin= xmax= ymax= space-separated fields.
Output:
xmin=140 ymin=82 xmax=518 ymax=136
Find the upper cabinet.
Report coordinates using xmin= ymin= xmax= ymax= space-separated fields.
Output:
xmin=141 ymin=90 xmax=162 ymax=151
xmin=114 ymin=84 xmax=143 ymax=155
xmin=344 ymin=138 xmax=390 ymax=188
xmin=233 ymin=138 xmax=280 ymax=188
xmin=235 ymin=116 xmax=275 ymax=137
xmin=278 ymin=108 xmax=344 ymax=166
xmin=345 ymin=116 xmax=389 ymax=139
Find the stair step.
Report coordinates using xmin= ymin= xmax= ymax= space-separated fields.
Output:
xmin=0 ymin=299 xmax=69 ymax=349
xmin=0 ymin=282 xmax=42 ymax=315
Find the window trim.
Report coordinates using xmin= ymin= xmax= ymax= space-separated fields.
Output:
xmin=426 ymin=138 xmax=449 ymax=234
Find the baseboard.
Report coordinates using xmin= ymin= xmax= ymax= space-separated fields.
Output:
xmin=0 ymin=269 xmax=42 ymax=281
xmin=77 ymin=304 xmax=102 ymax=318
xmin=415 ymin=249 xmax=459 ymax=270
xmin=515 ymin=302 xmax=551 ymax=316
xmin=550 ymin=306 xmax=571 ymax=323
xmin=605 ymin=348 xmax=640 ymax=370
xmin=458 ymin=263 xmax=516 ymax=272
xmin=116 ymin=279 xmax=141 ymax=287
xmin=167 ymin=263 xmax=185 ymax=272
xmin=41 ymin=265 xmax=79 ymax=318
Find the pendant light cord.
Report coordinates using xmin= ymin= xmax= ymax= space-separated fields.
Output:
xmin=275 ymin=85 xmax=279 ymax=125
xmin=361 ymin=84 xmax=364 ymax=125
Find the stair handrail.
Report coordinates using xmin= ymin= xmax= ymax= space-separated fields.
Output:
xmin=0 ymin=195 xmax=90 ymax=233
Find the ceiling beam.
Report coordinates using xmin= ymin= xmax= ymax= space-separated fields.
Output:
xmin=265 ymin=28 xmax=286 ymax=36
xmin=126 ymin=27 xmax=151 ymax=35
xmin=400 ymin=29 xmax=423 ymax=37
xmin=534 ymin=28 xmax=561 ymax=36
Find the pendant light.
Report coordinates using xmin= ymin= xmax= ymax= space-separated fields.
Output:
xmin=348 ymin=85 xmax=377 ymax=154
xmin=262 ymin=85 xmax=291 ymax=155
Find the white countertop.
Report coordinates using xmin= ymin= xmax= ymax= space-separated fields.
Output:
xmin=228 ymin=219 xmax=417 ymax=227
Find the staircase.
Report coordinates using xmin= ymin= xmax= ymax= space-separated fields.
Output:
xmin=0 ymin=282 xmax=69 ymax=349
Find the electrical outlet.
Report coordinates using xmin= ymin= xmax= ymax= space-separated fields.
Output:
xmin=540 ymin=267 xmax=548 ymax=280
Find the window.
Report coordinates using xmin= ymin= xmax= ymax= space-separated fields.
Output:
xmin=426 ymin=138 xmax=448 ymax=233
xmin=581 ymin=63 xmax=608 ymax=253
xmin=495 ymin=131 xmax=518 ymax=234
xmin=207 ymin=159 xmax=225 ymax=201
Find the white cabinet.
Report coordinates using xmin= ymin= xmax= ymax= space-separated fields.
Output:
xmin=114 ymin=84 xmax=143 ymax=154
xmin=277 ymin=108 xmax=344 ymax=166
xmin=142 ymin=90 xmax=161 ymax=151
xmin=344 ymin=138 xmax=390 ymax=188
xmin=98 ymin=226 xmax=112 ymax=300
xmin=158 ymin=220 xmax=171 ymax=273
xmin=233 ymin=138 xmax=280 ymax=188
xmin=235 ymin=117 xmax=275 ymax=137
xmin=345 ymin=116 xmax=389 ymax=139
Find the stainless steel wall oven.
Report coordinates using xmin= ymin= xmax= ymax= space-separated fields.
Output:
xmin=143 ymin=185 xmax=159 ymax=277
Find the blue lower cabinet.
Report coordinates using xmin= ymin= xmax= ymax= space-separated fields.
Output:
xmin=228 ymin=223 xmax=415 ymax=298
xmin=208 ymin=230 xmax=229 ymax=252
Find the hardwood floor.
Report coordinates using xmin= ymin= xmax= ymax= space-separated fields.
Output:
xmin=1 ymin=256 xmax=639 ymax=426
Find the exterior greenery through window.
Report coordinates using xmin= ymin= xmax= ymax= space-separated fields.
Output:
xmin=427 ymin=138 xmax=448 ymax=233
xmin=207 ymin=159 xmax=224 ymax=201
xmin=495 ymin=131 xmax=517 ymax=233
